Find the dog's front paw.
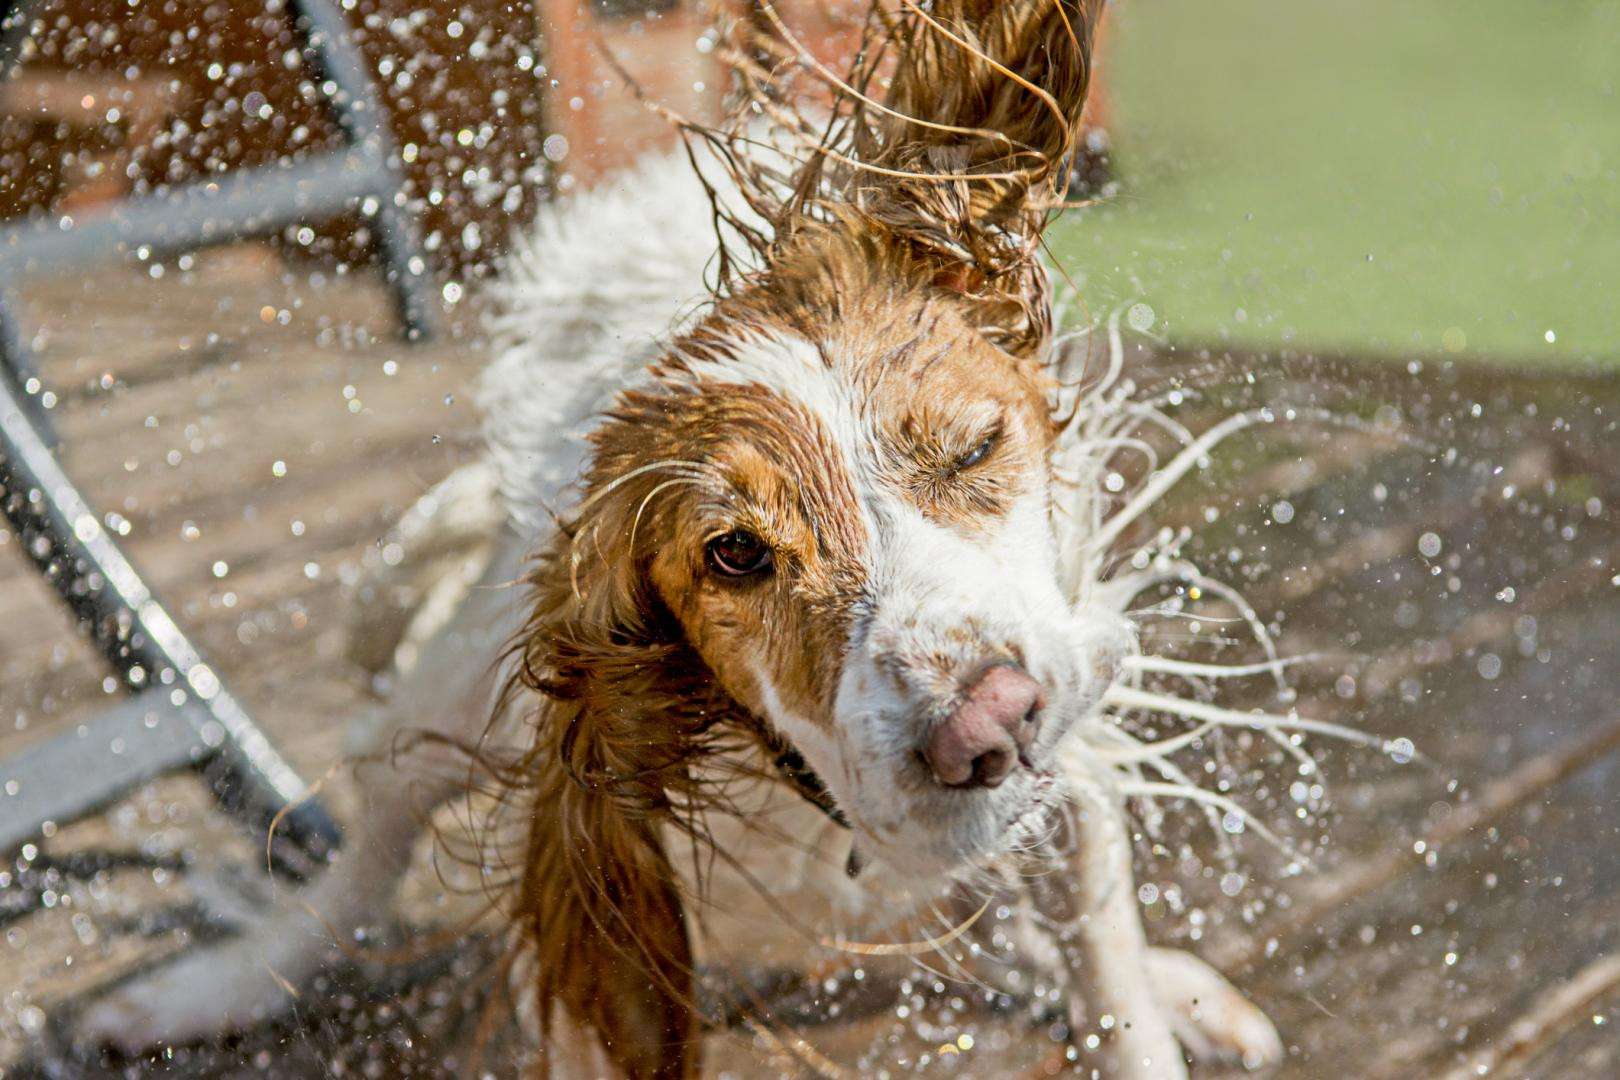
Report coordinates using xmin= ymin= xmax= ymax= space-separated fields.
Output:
xmin=1148 ymin=947 xmax=1284 ymax=1070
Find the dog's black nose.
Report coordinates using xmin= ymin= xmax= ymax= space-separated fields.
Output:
xmin=924 ymin=665 xmax=1044 ymax=789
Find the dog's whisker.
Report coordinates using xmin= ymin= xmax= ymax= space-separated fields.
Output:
xmin=1092 ymin=406 xmax=1336 ymax=556
xmin=1104 ymin=684 xmax=1384 ymax=753
xmin=1122 ymin=653 xmax=1326 ymax=680
xmin=1120 ymin=781 xmax=1308 ymax=867
xmin=1091 ymin=722 xmax=1217 ymax=765
xmin=816 ymin=896 xmax=992 ymax=957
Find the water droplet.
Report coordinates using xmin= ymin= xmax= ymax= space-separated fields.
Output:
xmin=17 ymin=1005 xmax=45 ymax=1034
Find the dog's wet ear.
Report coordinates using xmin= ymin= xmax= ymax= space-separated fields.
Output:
xmin=502 ymin=421 xmax=719 ymax=1079
xmin=860 ymin=0 xmax=1104 ymax=356
xmin=729 ymin=1 xmax=1104 ymax=358
xmin=516 ymin=752 xmax=695 ymax=1080
xmin=859 ymin=1 xmax=1103 ymax=240
xmin=502 ymin=397 xmax=784 ymax=1078
xmin=508 ymin=579 xmax=700 ymax=1077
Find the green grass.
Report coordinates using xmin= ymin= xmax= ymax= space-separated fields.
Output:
xmin=1049 ymin=0 xmax=1620 ymax=366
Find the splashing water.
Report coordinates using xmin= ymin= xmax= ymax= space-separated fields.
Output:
xmin=1048 ymin=301 xmax=1401 ymax=868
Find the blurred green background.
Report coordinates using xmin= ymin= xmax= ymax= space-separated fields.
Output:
xmin=1050 ymin=0 xmax=1620 ymax=367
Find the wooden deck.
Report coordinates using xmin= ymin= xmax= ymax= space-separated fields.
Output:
xmin=2 ymin=248 xmax=1619 ymax=1077
xmin=0 ymin=248 xmax=488 ymax=1070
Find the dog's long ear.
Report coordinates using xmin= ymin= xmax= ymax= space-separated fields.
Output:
xmin=732 ymin=0 xmax=1104 ymax=358
xmin=518 ymin=743 xmax=693 ymax=1079
xmin=506 ymin=465 xmax=720 ymax=1079
xmin=859 ymin=0 xmax=1103 ymax=356
xmin=856 ymin=1 xmax=1104 ymax=249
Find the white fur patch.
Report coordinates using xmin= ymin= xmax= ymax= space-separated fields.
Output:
xmin=480 ymin=151 xmax=758 ymax=533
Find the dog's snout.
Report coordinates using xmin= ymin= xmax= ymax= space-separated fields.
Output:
xmin=923 ymin=665 xmax=1045 ymax=789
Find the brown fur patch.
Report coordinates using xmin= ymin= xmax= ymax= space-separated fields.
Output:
xmin=724 ymin=224 xmax=1056 ymax=534
xmin=499 ymin=367 xmax=870 ymax=1077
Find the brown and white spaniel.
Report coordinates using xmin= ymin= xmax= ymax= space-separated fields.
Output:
xmin=79 ymin=2 xmax=1316 ymax=1076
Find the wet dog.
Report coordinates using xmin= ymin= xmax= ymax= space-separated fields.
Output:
xmin=80 ymin=3 xmax=1285 ymax=1075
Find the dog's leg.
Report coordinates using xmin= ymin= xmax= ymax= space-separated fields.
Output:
xmin=1060 ymin=786 xmax=1189 ymax=1080
xmin=76 ymin=530 xmax=528 ymax=1053
xmin=1031 ymin=781 xmax=1285 ymax=1076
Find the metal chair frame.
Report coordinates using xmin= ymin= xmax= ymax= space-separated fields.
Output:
xmin=0 ymin=0 xmax=434 ymax=871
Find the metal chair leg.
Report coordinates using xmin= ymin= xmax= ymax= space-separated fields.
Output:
xmin=0 ymin=0 xmax=439 ymax=872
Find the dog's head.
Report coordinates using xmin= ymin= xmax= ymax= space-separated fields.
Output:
xmin=511 ymin=2 xmax=1109 ymax=1073
xmin=577 ymin=245 xmax=1131 ymax=880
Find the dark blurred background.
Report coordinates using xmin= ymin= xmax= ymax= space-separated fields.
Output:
xmin=0 ymin=0 xmax=876 ymax=280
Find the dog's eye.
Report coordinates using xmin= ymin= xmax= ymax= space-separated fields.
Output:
xmin=958 ymin=434 xmax=996 ymax=470
xmin=706 ymin=530 xmax=774 ymax=578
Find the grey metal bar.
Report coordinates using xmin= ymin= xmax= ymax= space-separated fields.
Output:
xmin=0 ymin=145 xmax=391 ymax=276
xmin=290 ymin=0 xmax=436 ymax=339
xmin=0 ymin=0 xmax=436 ymax=875
xmin=0 ymin=689 xmax=211 ymax=853
xmin=0 ymin=286 xmax=48 ymax=434
xmin=0 ymin=355 xmax=341 ymax=869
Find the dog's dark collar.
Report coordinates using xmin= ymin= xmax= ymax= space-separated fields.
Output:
xmin=752 ymin=725 xmax=850 ymax=830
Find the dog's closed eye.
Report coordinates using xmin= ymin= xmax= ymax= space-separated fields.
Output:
xmin=706 ymin=529 xmax=775 ymax=578
xmin=955 ymin=432 xmax=996 ymax=472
